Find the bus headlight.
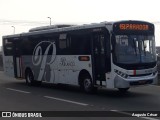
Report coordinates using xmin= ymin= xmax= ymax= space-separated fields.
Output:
xmin=114 ymin=69 xmax=128 ymax=78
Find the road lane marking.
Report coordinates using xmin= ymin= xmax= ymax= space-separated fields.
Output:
xmin=110 ymin=110 xmax=131 ymax=116
xmin=140 ymin=117 xmax=159 ymax=120
xmin=111 ymin=110 xmax=159 ymax=120
xmin=150 ymin=85 xmax=160 ymax=87
xmin=6 ymin=88 xmax=30 ymax=94
xmin=44 ymin=96 xmax=88 ymax=106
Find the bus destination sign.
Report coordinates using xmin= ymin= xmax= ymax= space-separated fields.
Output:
xmin=119 ymin=24 xmax=149 ymax=30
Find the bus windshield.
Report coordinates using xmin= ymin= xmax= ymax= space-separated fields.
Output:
xmin=114 ymin=34 xmax=156 ymax=64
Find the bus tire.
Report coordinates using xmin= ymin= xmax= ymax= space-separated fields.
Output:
xmin=118 ymin=88 xmax=129 ymax=92
xmin=80 ymin=75 xmax=97 ymax=93
xmin=25 ymin=69 xmax=42 ymax=86
xmin=25 ymin=69 xmax=35 ymax=86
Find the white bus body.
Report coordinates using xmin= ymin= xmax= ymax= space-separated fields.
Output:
xmin=2 ymin=21 xmax=158 ymax=92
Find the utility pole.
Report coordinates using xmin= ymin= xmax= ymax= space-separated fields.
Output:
xmin=47 ymin=17 xmax=51 ymax=26
xmin=11 ymin=26 xmax=15 ymax=34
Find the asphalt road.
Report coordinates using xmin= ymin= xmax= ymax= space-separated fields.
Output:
xmin=0 ymin=71 xmax=160 ymax=120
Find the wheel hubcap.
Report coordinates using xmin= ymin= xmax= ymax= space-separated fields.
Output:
xmin=84 ymin=78 xmax=91 ymax=89
xmin=27 ymin=73 xmax=32 ymax=83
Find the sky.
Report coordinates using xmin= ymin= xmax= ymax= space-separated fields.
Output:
xmin=0 ymin=0 xmax=160 ymax=47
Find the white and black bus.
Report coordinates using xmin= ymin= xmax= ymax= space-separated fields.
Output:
xmin=2 ymin=20 xmax=158 ymax=93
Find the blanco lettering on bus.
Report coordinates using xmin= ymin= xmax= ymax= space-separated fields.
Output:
xmin=59 ymin=57 xmax=75 ymax=66
xmin=32 ymin=41 xmax=56 ymax=81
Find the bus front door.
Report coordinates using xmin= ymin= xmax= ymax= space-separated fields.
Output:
xmin=92 ymin=33 xmax=106 ymax=86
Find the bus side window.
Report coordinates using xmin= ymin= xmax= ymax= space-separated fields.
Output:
xmin=3 ymin=39 xmax=13 ymax=56
xmin=21 ymin=37 xmax=34 ymax=55
xmin=70 ymin=34 xmax=91 ymax=55
xmin=59 ymin=39 xmax=67 ymax=49
xmin=59 ymin=33 xmax=66 ymax=49
xmin=58 ymin=33 xmax=70 ymax=55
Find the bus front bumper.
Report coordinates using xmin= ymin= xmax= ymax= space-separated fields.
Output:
xmin=114 ymin=72 xmax=158 ymax=88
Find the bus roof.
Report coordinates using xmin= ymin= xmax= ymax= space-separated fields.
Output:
xmin=29 ymin=24 xmax=76 ymax=32
xmin=3 ymin=21 xmax=113 ymax=38
xmin=2 ymin=20 xmax=153 ymax=38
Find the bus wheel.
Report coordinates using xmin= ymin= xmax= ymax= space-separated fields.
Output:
xmin=25 ymin=70 xmax=42 ymax=86
xmin=118 ymin=88 xmax=129 ymax=92
xmin=82 ymin=76 xmax=97 ymax=93
xmin=25 ymin=69 xmax=35 ymax=86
